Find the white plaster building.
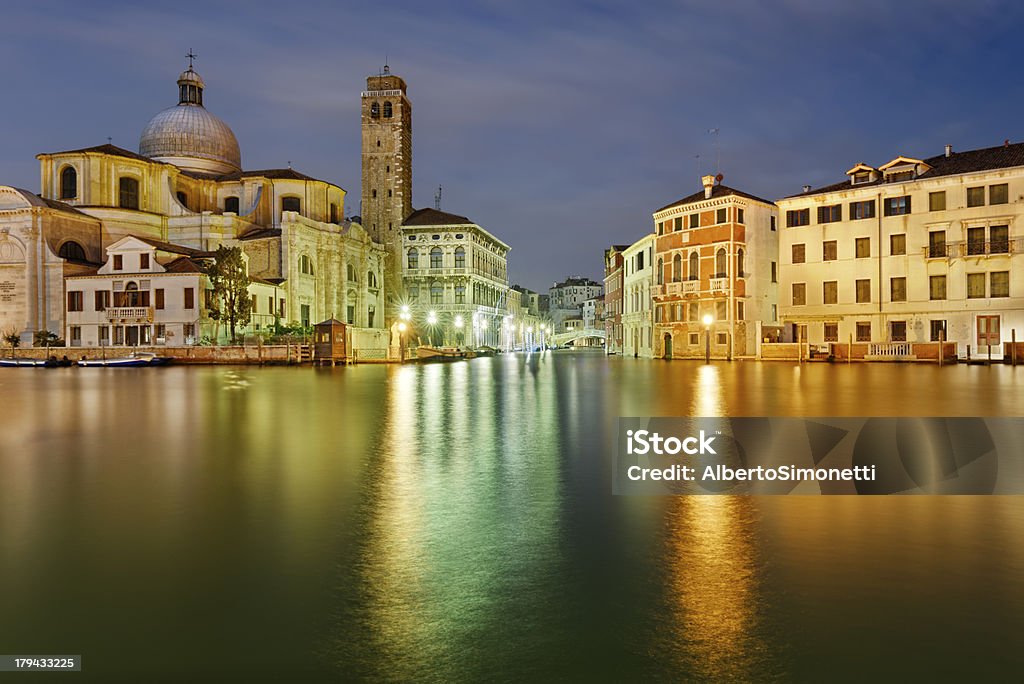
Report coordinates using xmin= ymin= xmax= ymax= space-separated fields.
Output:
xmin=777 ymin=142 xmax=1024 ymax=357
xmin=549 ymin=276 xmax=603 ymax=333
xmin=400 ymin=208 xmax=510 ymax=347
xmin=622 ymin=233 xmax=654 ymax=357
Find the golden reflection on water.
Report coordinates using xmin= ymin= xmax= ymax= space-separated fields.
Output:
xmin=660 ymin=495 xmax=767 ymax=680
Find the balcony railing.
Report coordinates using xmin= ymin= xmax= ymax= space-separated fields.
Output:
xmin=682 ymin=280 xmax=699 ymax=294
xmin=926 ymin=238 xmax=1023 ymax=259
xmin=709 ymin=277 xmax=729 ymax=292
xmin=867 ymin=342 xmax=913 ymax=358
xmin=105 ymin=307 xmax=153 ymax=322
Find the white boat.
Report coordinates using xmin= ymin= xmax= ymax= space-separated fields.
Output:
xmin=77 ymin=352 xmax=173 ymax=367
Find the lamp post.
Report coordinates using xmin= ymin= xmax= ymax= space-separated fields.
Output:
xmin=702 ymin=313 xmax=714 ymax=364
xmin=426 ymin=310 xmax=437 ymax=347
xmin=397 ymin=321 xmax=407 ymax=362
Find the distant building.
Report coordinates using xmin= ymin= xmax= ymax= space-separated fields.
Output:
xmin=549 ymin=275 xmax=603 ymax=333
xmin=652 ymin=175 xmax=778 ymax=359
xmin=622 ymin=233 xmax=654 ymax=357
xmin=776 ymin=142 xmax=1024 ymax=357
xmin=401 ymin=208 xmax=510 ymax=347
xmin=604 ymin=245 xmax=628 ymax=354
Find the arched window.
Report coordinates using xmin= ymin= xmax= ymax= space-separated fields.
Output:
xmin=347 ymin=264 xmax=357 ymax=282
xmin=300 ymin=254 xmax=314 ymax=275
xmin=688 ymin=252 xmax=699 ymax=281
xmin=60 ymin=166 xmax=77 ymax=200
xmin=430 ymin=281 xmax=443 ymax=304
xmin=58 ymin=241 xmax=85 ymax=261
xmin=118 ymin=177 xmax=139 ymax=209
xmin=281 ymin=196 xmax=301 ymax=214
xmin=224 ymin=196 xmax=240 ymax=213
xmin=407 ymin=249 xmax=419 ymax=269
xmin=657 ymin=258 xmax=663 ymax=285
xmin=430 ymin=247 xmax=442 ymax=269
xmin=383 ymin=101 xmax=393 ymax=118
xmin=716 ymin=248 xmax=727 ymax=277
xmin=454 ymin=246 xmax=466 ymax=268
xmin=672 ymin=253 xmax=682 ymax=282
xmin=370 ymin=102 xmax=380 ymax=118
xmin=736 ymin=248 xmax=745 ymax=277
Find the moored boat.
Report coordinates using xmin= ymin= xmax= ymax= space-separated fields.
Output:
xmin=0 ymin=358 xmax=49 ymax=367
xmin=415 ymin=346 xmax=470 ymax=362
xmin=77 ymin=352 xmax=173 ymax=367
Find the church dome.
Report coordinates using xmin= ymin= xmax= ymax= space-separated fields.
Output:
xmin=139 ymin=67 xmax=241 ymax=175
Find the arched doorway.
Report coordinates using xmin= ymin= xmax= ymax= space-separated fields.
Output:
xmin=663 ymin=333 xmax=673 ymax=359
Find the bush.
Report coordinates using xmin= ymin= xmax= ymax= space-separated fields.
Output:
xmin=34 ymin=330 xmax=65 ymax=347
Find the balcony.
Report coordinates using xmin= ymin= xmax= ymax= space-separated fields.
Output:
xmin=925 ymin=238 xmax=1022 ymax=259
xmin=709 ymin=277 xmax=729 ymax=292
xmin=105 ymin=307 xmax=153 ymax=322
xmin=682 ymin=280 xmax=699 ymax=294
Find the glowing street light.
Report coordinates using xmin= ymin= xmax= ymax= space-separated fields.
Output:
xmin=454 ymin=315 xmax=464 ymax=328
xmin=702 ymin=313 xmax=714 ymax=364
xmin=427 ymin=311 xmax=438 ymax=325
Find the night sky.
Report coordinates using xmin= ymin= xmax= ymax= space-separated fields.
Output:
xmin=2 ymin=0 xmax=1022 ymax=290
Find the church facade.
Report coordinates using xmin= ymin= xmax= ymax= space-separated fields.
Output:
xmin=0 ymin=63 xmax=385 ymax=346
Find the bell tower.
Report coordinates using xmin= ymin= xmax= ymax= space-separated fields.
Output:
xmin=361 ymin=65 xmax=412 ymax=307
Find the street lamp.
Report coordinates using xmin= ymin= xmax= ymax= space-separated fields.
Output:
xmin=397 ymin=321 xmax=407 ymax=362
xmin=454 ymin=315 xmax=464 ymax=348
xmin=702 ymin=313 xmax=714 ymax=364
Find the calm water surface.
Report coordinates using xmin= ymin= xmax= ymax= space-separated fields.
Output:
xmin=1 ymin=353 xmax=1022 ymax=682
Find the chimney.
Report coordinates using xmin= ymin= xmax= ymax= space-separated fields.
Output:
xmin=945 ymin=144 xmax=952 ymax=158
xmin=802 ymin=185 xmax=811 ymax=193
xmin=701 ymin=174 xmax=715 ymax=199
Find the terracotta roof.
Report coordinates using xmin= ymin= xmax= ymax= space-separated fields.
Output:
xmin=216 ymin=168 xmax=320 ymax=182
xmin=238 ymin=227 xmax=281 ymax=241
xmin=129 ymin=235 xmax=211 ymax=258
xmin=788 ymin=141 xmax=1024 ymax=198
xmin=161 ymin=256 xmax=206 ymax=273
xmin=40 ymin=197 xmax=90 ymax=217
xmin=42 ymin=143 xmax=153 ymax=164
xmin=402 ymin=207 xmax=474 ymax=226
xmin=656 ymin=184 xmax=776 ymax=213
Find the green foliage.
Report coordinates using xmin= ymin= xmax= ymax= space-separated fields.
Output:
xmin=33 ymin=330 xmax=65 ymax=347
xmin=205 ymin=245 xmax=253 ymax=344
xmin=3 ymin=329 xmax=21 ymax=350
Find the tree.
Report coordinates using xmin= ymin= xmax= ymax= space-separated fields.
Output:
xmin=3 ymin=329 xmax=21 ymax=357
xmin=34 ymin=330 xmax=64 ymax=347
xmin=205 ymin=245 xmax=252 ymax=344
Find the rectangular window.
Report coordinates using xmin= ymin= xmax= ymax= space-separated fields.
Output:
xmin=883 ymin=196 xmax=911 ymax=216
xmin=824 ymin=323 xmax=838 ymax=342
xmin=849 ymin=200 xmax=875 ymax=220
xmin=184 ymin=287 xmax=195 ymax=309
xmin=967 ymin=186 xmax=985 ymax=207
xmin=967 ymin=226 xmax=986 ymax=255
xmin=817 ymin=204 xmax=841 ymax=223
xmin=183 ymin=323 xmax=195 ymax=340
xmin=771 ymin=304 xmax=778 ymax=321
xmin=967 ymin=273 xmax=986 ymax=299
xmin=716 ymin=301 xmax=727 ymax=321
xmin=890 ymin=277 xmax=906 ymax=302
xmin=823 ymin=240 xmax=837 ymax=261
xmin=928 ymin=231 xmax=946 ymax=258
xmin=991 ymin=271 xmax=1009 ymax=298
xmin=929 ymin=191 xmax=946 ymax=212
xmin=890 ymin=321 xmax=907 ymax=342
xmin=716 ymin=208 xmax=727 ymax=224
xmin=771 ymin=261 xmax=777 ymax=283
xmin=855 ymin=237 xmax=871 ymax=258
xmin=268 ymin=297 xmax=274 ymax=315
xmin=113 ymin=254 xmax=123 ymax=271
xmin=855 ymin=279 xmax=871 ymax=303
xmin=786 ymin=209 xmax=810 ymax=227
xmin=689 ymin=333 xmax=699 ymax=346
xmin=736 ymin=301 xmax=744 ymax=321
xmin=990 ymin=183 xmax=1008 ymax=205
xmin=929 ymin=275 xmax=947 ymax=300
xmin=792 ymin=282 xmax=806 ymax=306
xmin=657 ymin=221 xmax=664 ymax=235
xmin=155 ymin=288 xmax=165 ymax=310
xmin=930 ymin=320 xmax=947 ymax=342
xmin=279 ymin=298 xmax=286 ymax=318
xmin=791 ymin=243 xmax=806 ymax=264
xmin=94 ymin=290 xmax=109 ymax=311
xmin=737 ymin=209 xmax=745 ymax=224
xmin=716 ymin=332 xmax=728 ymax=345
xmin=67 ymin=290 xmax=83 ymax=312
xmin=856 ymin=322 xmax=871 ymax=342
xmin=69 ymin=326 xmax=81 ymax=346
xmin=347 ymin=305 xmax=355 ymax=324
xmin=770 ymin=215 xmax=777 ymax=231
xmin=890 ymin=234 xmax=906 ymax=255
xmin=300 ymin=304 xmax=310 ymax=327
xmin=688 ymin=302 xmax=698 ymax=321
xmin=823 ymin=281 xmax=838 ymax=305
xmin=251 ymin=294 xmax=258 ymax=313
xmin=140 ymin=253 xmax=149 ymax=269
xmin=990 ymin=225 xmax=1009 ymax=254
xmin=674 ymin=217 xmax=682 ymax=232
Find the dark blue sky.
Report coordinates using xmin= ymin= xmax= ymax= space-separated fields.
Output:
xmin=2 ymin=0 xmax=1022 ymax=290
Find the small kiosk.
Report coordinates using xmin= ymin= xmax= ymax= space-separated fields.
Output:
xmin=313 ymin=318 xmax=348 ymax=365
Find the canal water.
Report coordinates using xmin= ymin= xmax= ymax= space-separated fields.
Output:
xmin=1 ymin=353 xmax=1022 ymax=681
